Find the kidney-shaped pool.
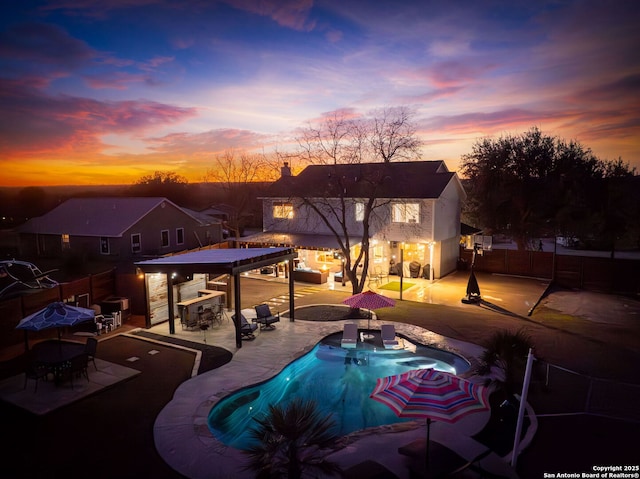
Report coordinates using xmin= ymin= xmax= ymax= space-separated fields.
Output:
xmin=208 ymin=331 xmax=470 ymax=449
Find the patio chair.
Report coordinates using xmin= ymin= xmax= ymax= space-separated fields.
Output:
xmin=84 ymin=337 xmax=99 ymax=371
xmin=381 ymin=324 xmax=400 ymax=349
xmin=341 ymin=323 xmax=358 ymax=349
xmin=254 ymin=304 xmax=280 ymax=330
xmin=60 ymin=353 xmax=89 ymax=390
xmin=233 ymin=314 xmax=258 ymax=340
xmin=24 ymin=360 xmax=50 ymax=392
xmin=375 ymin=265 xmax=389 ymax=284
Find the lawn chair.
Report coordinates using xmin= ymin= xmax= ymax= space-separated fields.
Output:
xmin=254 ymin=304 xmax=280 ymax=330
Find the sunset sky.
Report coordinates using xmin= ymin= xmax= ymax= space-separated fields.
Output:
xmin=1 ymin=0 xmax=639 ymax=186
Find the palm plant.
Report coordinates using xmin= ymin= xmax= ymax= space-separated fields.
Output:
xmin=475 ymin=329 xmax=535 ymax=397
xmin=243 ymin=398 xmax=342 ymax=479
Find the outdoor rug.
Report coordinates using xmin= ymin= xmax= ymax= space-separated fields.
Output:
xmin=379 ymin=281 xmax=415 ymax=292
xmin=0 ymin=358 xmax=140 ymax=415
xmin=129 ymin=330 xmax=232 ymax=374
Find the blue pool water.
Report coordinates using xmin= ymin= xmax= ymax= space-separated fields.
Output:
xmin=208 ymin=332 xmax=470 ymax=449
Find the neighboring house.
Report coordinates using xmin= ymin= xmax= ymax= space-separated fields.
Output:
xmin=242 ymin=161 xmax=466 ymax=280
xmin=17 ymin=197 xmax=223 ymax=260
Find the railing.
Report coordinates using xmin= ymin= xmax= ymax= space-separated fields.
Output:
xmin=528 ymin=361 xmax=640 ymax=423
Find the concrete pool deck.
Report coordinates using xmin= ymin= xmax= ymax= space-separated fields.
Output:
xmin=148 ymin=315 xmax=520 ymax=479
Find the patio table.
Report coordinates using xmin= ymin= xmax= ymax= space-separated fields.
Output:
xmin=32 ymin=340 xmax=85 ymax=384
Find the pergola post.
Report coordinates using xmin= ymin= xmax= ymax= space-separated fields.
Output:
xmin=167 ymin=273 xmax=175 ymax=335
xmin=288 ymin=260 xmax=295 ymax=321
xmin=233 ymin=272 xmax=242 ymax=348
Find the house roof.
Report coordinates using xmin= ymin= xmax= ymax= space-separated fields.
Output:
xmin=263 ymin=161 xmax=458 ymax=199
xmin=17 ymin=197 xmax=199 ymax=237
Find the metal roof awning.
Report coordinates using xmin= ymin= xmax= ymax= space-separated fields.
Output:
xmin=135 ymin=247 xmax=298 ymax=347
xmin=135 ymin=247 xmax=297 ymax=276
xmin=240 ymin=232 xmax=361 ymax=250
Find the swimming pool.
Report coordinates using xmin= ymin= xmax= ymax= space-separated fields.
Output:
xmin=208 ymin=331 xmax=470 ymax=449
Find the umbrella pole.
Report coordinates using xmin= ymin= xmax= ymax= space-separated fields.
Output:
xmin=426 ymin=418 xmax=431 ymax=469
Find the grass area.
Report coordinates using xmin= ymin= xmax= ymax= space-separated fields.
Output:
xmin=379 ymin=281 xmax=415 ymax=292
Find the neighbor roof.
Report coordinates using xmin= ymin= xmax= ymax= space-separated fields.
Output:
xmin=263 ymin=160 xmax=458 ymax=199
xmin=17 ymin=197 xmax=199 ymax=237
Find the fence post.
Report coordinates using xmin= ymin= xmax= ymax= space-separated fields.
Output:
xmin=511 ymin=348 xmax=535 ymax=468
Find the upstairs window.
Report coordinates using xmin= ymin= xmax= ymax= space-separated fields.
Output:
xmin=161 ymin=230 xmax=170 ymax=248
xmin=176 ymin=228 xmax=184 ymax=245
xmin=273 ymin=202 xmax=294 ymax=219
xmin=355 ymin=202 xmax=364 ymax=222
xmin=131 ymin=233 xmax=141 ymax=254
xmin=392 ymin=203 xmax=420 ymax=223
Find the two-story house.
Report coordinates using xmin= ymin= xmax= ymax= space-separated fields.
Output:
xmin=17 ymin=197 xmax=223 ymax=261
xmin=243 ymin=161 xmax=466 ymax=280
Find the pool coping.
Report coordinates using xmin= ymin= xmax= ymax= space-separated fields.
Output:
xmin=152 ymin=317 xmax=520 ymax=479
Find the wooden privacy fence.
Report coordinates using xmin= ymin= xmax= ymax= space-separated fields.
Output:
xmin=0 ymin=269 xmax=119 ymax=350
xmin=459 ymin=247 xmax=640 ymax=294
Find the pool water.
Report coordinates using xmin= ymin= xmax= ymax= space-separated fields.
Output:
xmin=208 ymin=332 xmax=470 ymax=449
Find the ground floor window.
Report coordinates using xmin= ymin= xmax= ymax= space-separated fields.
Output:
xmin=61 ymin=234 xmax=70 ymax=251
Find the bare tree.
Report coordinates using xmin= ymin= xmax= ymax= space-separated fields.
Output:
xmin=286 ymin=107 xmax=422 ymax=293
xmin=370 ymin=106 xmax=422 ymax=163
xmin=205 ymin=150 xmax=277 ymax=241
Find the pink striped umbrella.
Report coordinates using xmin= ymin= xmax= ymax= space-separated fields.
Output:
xmin=370 ymin=368 xmax=489 ymax=467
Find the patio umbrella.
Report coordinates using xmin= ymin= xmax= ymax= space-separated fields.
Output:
xmin=16 ymin=301 xmax=95 ymax=346
xmin=370 ymin=368 xmax=489 ymax=468
xmin=342 ymin=290 xmax=395 ymax=332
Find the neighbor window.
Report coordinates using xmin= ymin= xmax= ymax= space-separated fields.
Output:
xmin=392 ymin=203 xmax=420 ymax=223
xmin=61 ymin=234 xmax=70 ymax=251
xmin=131 ymin=233 xmax=141 ymax=254
xmin=176 ymin=228 xmax=184 ymax=245
xmin=355 ymin=202 xmax=364 ymax=222
xmin=161 ymin=230 xmax=170 ymax=248
xmin=100 ymin=237 xmax=110 ymax=255
xmin=273 ymin=202 xmax=294 ymax=219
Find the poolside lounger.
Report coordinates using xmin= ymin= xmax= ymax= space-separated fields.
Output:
xmin=381 ymin=324 xmax=401 ymax=349
xmin=341 ymin=323 xmax=358 ymax=349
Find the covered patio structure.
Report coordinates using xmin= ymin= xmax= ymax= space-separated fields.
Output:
xmin=135 ymin=247 xmax=297 ymax=348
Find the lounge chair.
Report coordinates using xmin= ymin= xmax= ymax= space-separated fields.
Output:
xmin=233 ymin=314 xmax=258 ymax=340
xmin=341 ymin=322 xmax=358 ymax=348
xmin=381 ymin=324 xmax=401 ymax=349
xmin=254 ymin=304 xmax=280 ymax=330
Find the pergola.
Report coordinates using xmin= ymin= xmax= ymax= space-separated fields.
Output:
xmin=135 ymin=247 xmax=297 ymax=348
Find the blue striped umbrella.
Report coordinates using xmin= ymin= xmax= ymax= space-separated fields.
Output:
xmin=370 ymin=368 xmax=489 ymax=467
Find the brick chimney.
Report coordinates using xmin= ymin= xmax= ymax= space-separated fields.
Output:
xmin=281 ymin=161 xmax=292 ymax=177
